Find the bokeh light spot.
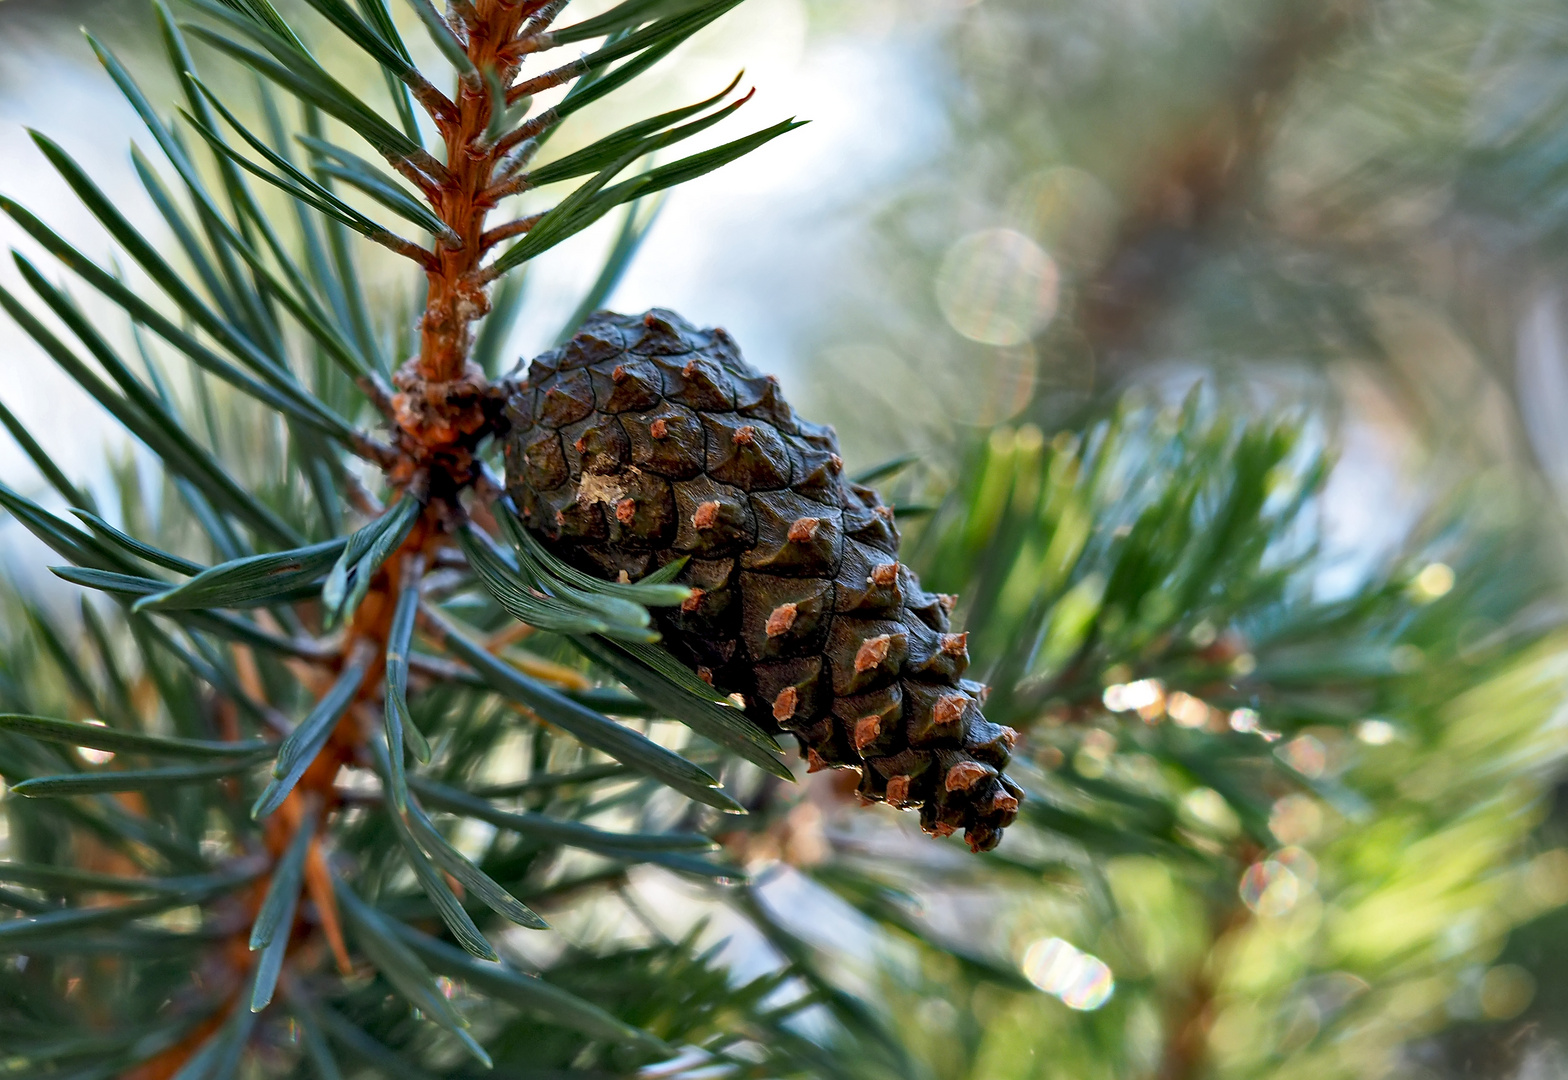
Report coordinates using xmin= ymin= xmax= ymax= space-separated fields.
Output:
xmin=935 ymin=228 xmax=1060 ymax=346
xmin=1007 ymin=166 xmax=1118 ymax=270
xmin=1356 ymin=719 xmax=1396 ymax=745
xmin=1390 ymin=644 xmax=1426 ymax=672
xmin=1526 ymin=849 xmax=1568 ymax=908
xmin=1412 ymin=562 xmax=1455 ymax=602
xmin=1269 ymin=794 xmax=1324 ymax=846
xmin=1277 ymin=734 xmax=1326 ymax=778
xmin=1273 ymin=845 xmax=1320 ymax=888
xmin=1073 ymin=747 xmax=1108 ymax=779
xmin=1479 ymin=965 xmax=1534 ymax=1019
xmin=1166 ymin=691 xmax=1210 ymax=729
xmin=1103 ymin=678 xmax=1162 ymax=714
xmin=78 ymin=719 xmax=113 ymax=766
xmin=1021 ymin=936 xmax=1115 ymax=1010
xmin=1229 ymin=708 xmax=1259 ymax=734
xmin=1182 ymin=787 xmax=1241 ymax=836
xmin=1240 ymin=860 xmax=1301 ymax=916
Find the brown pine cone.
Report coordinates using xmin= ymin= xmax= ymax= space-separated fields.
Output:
xmin=502 ymin=310 xmax=1022 ymax=851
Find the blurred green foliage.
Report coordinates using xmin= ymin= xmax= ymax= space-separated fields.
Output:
xmin=782 ymin=0 xmax=1568 ymax=1075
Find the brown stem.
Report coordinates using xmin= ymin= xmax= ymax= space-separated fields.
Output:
xmin=346 ymin=429 xmax=400 ymax=470
xmin=509 ymin=58 xmax=584 ymax=103
xmin=401 ymin=75 xmax=458 ymax=130
xmin=124 ymin=1011 xmax=230 ymax=1080
xmin=145 ymin=4 xmax=593 ymax=1072
xmin=381 ymin=3 xmax=551 ymax=467
xmin=1157 ymin=846 xmax=1259 ymax=1080
xmin=516 ymin=31 xmax=557 ymax=54
xmin=372 ymin=230 xmax=439 ymax=269
xmin=496 ymin=109 xmax=557 ymax=156
xmin=393 ymin=147 xmax=454 ymax=191
xmin=520 ymin=0 xmax=570 ymax=37
xmin=481 ymin=213 xmax=543 ymax=248
xmin=413 ymin=9 xmax=535 ymax=387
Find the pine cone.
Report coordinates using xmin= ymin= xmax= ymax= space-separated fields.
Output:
xmin=502 ymin=310 xmax=1022 ymax=851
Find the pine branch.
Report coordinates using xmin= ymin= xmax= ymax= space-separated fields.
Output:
xmin=0 ymin=0 xmax=808 ymax=1075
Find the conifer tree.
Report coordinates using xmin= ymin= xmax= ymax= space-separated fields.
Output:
xmin=0 ymin=2 xmax=1566 ymax=1080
